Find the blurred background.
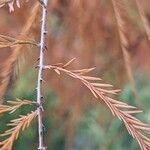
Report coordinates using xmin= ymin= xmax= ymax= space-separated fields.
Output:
xmin=0 ymin=0 xmax=150 ymax=149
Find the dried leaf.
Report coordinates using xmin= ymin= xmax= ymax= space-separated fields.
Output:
xmin=54 ymin=69 xmax=60 ymax=75
xmin=63 ymin=58 xmax=76 ymax=68
xmin=81 ymin=76 xmax=102 ymax=81
xmin=71 ymin=67 xmax=96 ymax=74
xmin=0 ymin=0 xmax=21 ymax=12
xmin=92 ymin=83 xmax=113 ymax=87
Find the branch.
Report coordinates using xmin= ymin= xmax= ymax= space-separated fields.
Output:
xmin=44 ymin=60 xmax=150 ymax=150
xmin=36 ymin=0 xmax=49 ymax=149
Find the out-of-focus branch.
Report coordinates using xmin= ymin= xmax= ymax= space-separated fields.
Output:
xmin=111 ymin=0 xmax=138 ymax=99
xmin=135 ymin=0 xmax=150 ymax=41
xmin=0 ymin=34 xmax=38 ymax=48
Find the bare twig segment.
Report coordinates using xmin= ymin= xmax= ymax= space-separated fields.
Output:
xmin=37 ymin=1 xmax=48 ymax=150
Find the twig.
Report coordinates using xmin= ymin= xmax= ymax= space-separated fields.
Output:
xmin=37 ymin=1 xmax=48 ymax=150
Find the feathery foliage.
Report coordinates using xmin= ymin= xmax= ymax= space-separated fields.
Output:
xmin=0 ymin=99 xmax=35 ymax=114
xmin=45 ymin=59 xmax=150 ymax=150
xmin=0 ymin=111 xmax=37 ymax=150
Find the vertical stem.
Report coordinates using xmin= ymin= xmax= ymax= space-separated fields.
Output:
xmin=37 ymin=1 xmax=48 ymax=150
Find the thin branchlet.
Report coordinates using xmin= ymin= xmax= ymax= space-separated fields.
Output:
xmin=0 ymin=99 xmax=36 ymax=114
xmin=0 ymin=34 xmax=38 ymax=48
xmin=0 ymin=111 xmax=37 ymax=150
xmin=45 ymin=59 xmax=150 ymax=150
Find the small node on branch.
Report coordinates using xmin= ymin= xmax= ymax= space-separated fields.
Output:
xmin=39 ymin=105 xmax=44 ymax=111
xmin=43 ymin=31 xmax=48 ymax=34
xmin=42 ymin=45 xmax=47 ymax=51
xmin=35 ymin=65 xmax=40 ymax=69
xmin=41 ymin=96 xmax=44 ymax=100
xmin=40 ymin=78 xmax=43 ymax=82
xmin=38 ymin=0 xmax=46 ymax=8
xmin=38 ymin=147 xmax=47 ymax=150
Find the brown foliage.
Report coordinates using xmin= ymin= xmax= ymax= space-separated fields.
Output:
xmin=0 ymin=99 xmax=35 ymax=114
xmin=45 ymin=59 xmax=150 ymax=150
xmin=0 ymin=0 xmax=20 ymax=12
xmin=0 ymin=2 xmax=40 ymax=101
xmin=0 ymin=34 xmax=38 ymax=48
xmin=0 ymin=111 xmax=37 ymax=150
